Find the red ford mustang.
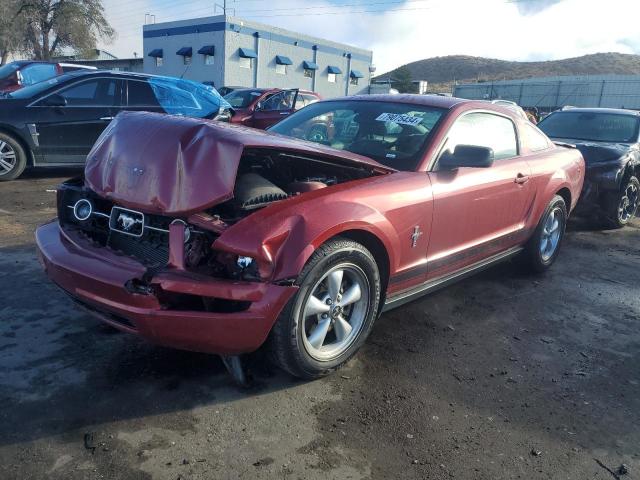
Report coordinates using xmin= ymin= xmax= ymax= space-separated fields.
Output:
xmin=36 ymin=95 xmax=584 ymax=379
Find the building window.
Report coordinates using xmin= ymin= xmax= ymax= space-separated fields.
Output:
xmin=183 ymin=56 xmax=192 ymax=65
xmin=328 ymin=72 xmax=336 ymax=83
xmin=204 ymin=54 xmax=214 ymax=65
xmin=155 ymin=57 xmax=163 ymax=67
xmin=239 ymin=57 xmax=252 ymax=69
xmin=275 ymin=63 xmax=287 ymax=75
xmin=350 ymin=77 xmax=359 ymax=86
xmin=304 ymin=68 xmax=314 ymax=78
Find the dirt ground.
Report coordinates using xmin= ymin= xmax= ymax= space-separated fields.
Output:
xmin=1 ymin=170 xmax=639 ymax=480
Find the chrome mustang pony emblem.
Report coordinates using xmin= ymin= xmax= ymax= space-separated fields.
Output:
xmin=118 ymin=213 xmax=143 ymax=232
xmin=109 ymin=206 xmax=145 ymax=237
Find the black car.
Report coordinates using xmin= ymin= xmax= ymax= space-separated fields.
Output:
xmin=0 ymin=71 xmax=229 ymax=180
xmin=538 ymin=107 xmax=640 ymax=228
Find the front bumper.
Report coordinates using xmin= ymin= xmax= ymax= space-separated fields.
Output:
xmin=35 ymin=221 xmax=297 ymax=355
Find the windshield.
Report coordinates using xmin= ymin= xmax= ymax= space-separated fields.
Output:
xmin=268 ymin=100 xmax=446 ymax=170
xmin=147 ymin=77 xmax=230 ymax=117
xmin=224 ymin=89 xmax=264 ymax=108
xmin=538 ymin=111 xmax=640 ymax=143
xmin=0 ymin=63 xmax=20 ymax=79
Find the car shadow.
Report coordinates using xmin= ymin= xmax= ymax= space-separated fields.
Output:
xmin=20 ymin=166 xmax=83 ymax=180
xmin=0 ymin=244 xmax=302 ymax=447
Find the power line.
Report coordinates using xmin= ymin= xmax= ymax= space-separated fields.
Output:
xmin=105 ymin=0 xmax=553 ymax=44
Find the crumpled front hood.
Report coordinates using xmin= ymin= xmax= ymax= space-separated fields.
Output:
xmin=552 ymin=138 xmax=636 ymax=165
xmin=85 ymin=111 xmax=391 ymax=216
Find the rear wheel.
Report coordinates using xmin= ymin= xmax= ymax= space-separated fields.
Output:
xmin=602 ymin=176 xmax=639 ymax=229
xmin=269 ymin=238 xmax=381 ymax=379
xmin=523 ymin=195 xmax=567 ymax=273
xmin=0 ymin=133 xmax=27 ymax=181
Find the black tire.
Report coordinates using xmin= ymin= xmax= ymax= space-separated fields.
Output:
xmin=269 ymin=237 xmax=381 ymax=379
xmin=523 ymin=195 xmax=567 ymax=273
xmin=0 ymin=132 xmax=27 ymax=181
xmin=601 ymin=176 xmax=639 ymax=229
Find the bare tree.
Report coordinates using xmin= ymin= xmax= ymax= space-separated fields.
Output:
xmin=20 ymin=0 xmax=115 ymax=60
xmin=0 ymin=0 xmax=26 ymax=64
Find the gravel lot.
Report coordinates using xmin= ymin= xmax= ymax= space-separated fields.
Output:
xmin=1 ymin=170 xmax=639 ymax=480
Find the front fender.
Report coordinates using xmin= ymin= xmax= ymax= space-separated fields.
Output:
xmin=213 ymin=195 xmax=399 ymax=282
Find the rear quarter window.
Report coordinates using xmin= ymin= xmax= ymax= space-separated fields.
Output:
xmin=524 ymin=123 xmax=551 ymax=152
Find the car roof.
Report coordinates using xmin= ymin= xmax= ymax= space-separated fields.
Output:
xmin=230 ymin=87 xmax=318 ymax=95
xmin=322 ymin=94 xmax=472 ymax=110
xmin=58 ymin=70 xmax=217 ymax=84
xmin=553 ymin=107 xmax=640 ymax=116
xmin=62 ymin=70 xmax=156 ymax=80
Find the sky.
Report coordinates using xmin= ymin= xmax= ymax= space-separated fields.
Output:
xmin=100 ymin=0 xmax=640 ymax=75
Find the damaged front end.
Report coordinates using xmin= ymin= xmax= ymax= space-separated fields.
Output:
xmin=571 ymin=142 xmax=640 ymax=214
xmin=37 ymin=111 xmax=387 ymax=354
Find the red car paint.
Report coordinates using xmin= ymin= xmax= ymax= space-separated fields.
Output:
xmin=85 ymin=112 xmax=389 ymax=216
xmin=35 ymin=95 xmax=585 ymax=355
xmin=227 ymin=88 xmax=321 ymax=129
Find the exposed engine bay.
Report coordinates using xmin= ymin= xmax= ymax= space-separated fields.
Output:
xmin=209 ymin=149 xmax=375 ymax=223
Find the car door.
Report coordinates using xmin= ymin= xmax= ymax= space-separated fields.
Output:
xmin=426 ymin=111 xmax=534 ymax=278
xmin=33 ymin=77 xmax=122 ymax=164
xmin=251 ymin=90 xmax=298 ymax=129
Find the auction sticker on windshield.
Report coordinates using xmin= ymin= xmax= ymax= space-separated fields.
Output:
xmin=376 ymin=113 xmax=422 ymax=126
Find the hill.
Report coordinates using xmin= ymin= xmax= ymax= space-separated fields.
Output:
xmin=374 ymin=53 xmax=640 ymax=91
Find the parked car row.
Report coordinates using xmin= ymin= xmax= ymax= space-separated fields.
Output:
xmin=0 ymin=68 xmax=323 ymax=180
xmin=0 ymin=63 xmax=636 ymax=382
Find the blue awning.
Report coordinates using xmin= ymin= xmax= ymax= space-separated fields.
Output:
xmin=176 ymin=47 xmax=192 ymax=57
xmin=350 ymin=70 xmax=364 ymax=78
xmin=275 ymin=55 xmax=292 ymax=65
xmin=327 ymin=65 xmax=342 ymax=74
xmin=239 ymin=48 xmax=257 ymax=58
xmin=198 ymin=45 xmax=215 ymax=55
xmin=148 ymin=49 xmax=163 ymax=58
xmin=303 ymin=60 xmax=319 ymax=70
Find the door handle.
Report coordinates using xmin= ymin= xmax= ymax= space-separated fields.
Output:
xmin=100 ymin=117 xmax=114 ymax=121
xmin=515 ymin=173 xmax=530 ymax=184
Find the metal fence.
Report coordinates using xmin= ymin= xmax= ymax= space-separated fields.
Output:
xmin=453 ymin=75 xmax=640 ymax=110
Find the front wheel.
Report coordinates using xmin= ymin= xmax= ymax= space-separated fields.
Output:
xmin=523 ymin=195 xmax=567 ymax=273
xmin=0 ymin=133 xmax=27 ymax=181
xmin=602 ymin=176 xmax=639 ymax=229
xmin=269 ymin=238 xmax=381 ymax=379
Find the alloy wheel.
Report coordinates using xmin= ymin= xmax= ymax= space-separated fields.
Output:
xmin=540 ymin=207 xmax=563 ymax=262
xmin=301 ymin=263 xmax=370 ymax=361
xmin=618 ymin=182 xmax=639 ymax=223
xmin=0 ymin=141 xmax=17 ymax=176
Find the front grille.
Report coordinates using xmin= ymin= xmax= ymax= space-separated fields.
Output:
xmin=107 ymin=229 xmax=169 ymax=267
xmin=58 ymin=183 xmax=208 ymax=269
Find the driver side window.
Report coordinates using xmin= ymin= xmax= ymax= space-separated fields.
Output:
xmin=261 ymin=91 xmax=295 ymax=111
xmin=53 ymin=79 xmax=118 ymax=107
xmin=440 ymin=112 xmax=518 ymax=162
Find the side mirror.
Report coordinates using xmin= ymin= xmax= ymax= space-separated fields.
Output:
xmin=41 ymin=93 xmax=67 ymax=107
xmin=438 ymin=144 xmax=494 ymax=169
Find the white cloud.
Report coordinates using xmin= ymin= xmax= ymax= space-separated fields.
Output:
xmin=99 ymin=0 xmax=640 ymax=74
